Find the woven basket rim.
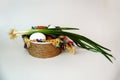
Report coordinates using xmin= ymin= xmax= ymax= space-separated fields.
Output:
xmin=30 ymin=41 xmax=52 ymax=44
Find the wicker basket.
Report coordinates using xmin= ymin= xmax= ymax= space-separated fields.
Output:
xmin=27 ymin=42 xmax=61 ymax=58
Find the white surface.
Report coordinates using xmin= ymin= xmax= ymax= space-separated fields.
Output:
xmin=0 ymin=0 xmax=120 ymax=80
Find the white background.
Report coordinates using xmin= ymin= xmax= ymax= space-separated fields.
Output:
xmin=0 ymin=0 xmax=120 ymax=80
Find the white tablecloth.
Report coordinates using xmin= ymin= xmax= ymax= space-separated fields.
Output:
xmin=0 ymin=0 xmax=120 ymax=80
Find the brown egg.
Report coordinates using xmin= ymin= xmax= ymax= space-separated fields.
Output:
xmin=46 ymin=35 xmax=53 ymax=40
xmin=36 ymin=26 xmax=47 ymax=29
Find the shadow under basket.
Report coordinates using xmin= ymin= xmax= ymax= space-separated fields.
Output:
xmin=27 ymin=42 xmax=62 ymax=58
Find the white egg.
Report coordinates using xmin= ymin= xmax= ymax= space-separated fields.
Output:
xmin=29 ymin=32 xmax=46 ymax=40
xmin=48 ymin=25 xmax=56 ymax=28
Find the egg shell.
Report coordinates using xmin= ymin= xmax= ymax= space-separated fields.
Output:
xmin=48 ymin=25 xmax=56 ymax=28
xmin=29 ymin=32 xmax=46 ymax=41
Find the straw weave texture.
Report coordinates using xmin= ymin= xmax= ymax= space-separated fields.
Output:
xmin=27 ymin=42 xmax=61 ymax=58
